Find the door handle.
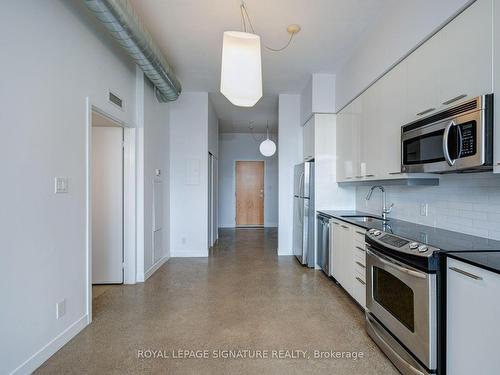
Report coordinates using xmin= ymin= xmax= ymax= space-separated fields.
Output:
xmin=449 ymin=266 xmax=482 ymax=280
xmin=443 ymin=120 xmax=456 ymax=166
xmin=442 ymin=94 xmax=466 ymax=106
xmin=355 ymin=277 xmax=366 ymax=285
xmin=416 ymin=107 xmax=436 ymax=117
xmin=367 ymin=248 xmax=426 ymax=279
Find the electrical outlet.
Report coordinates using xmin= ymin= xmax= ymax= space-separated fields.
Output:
xmin=54 ymin=177 xmax=69 ymax=193
xmin=56 ymin=299 xmax=66 ymax=319
xmin=420 ymin=203 xmax=428 ymax=217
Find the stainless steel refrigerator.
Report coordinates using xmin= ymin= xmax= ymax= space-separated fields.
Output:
xmin=293 ymin=162 xmax=315 ymax=267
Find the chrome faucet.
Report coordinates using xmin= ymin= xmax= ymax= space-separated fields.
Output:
xmin=366 ymin=185 xmax=394 ymax=220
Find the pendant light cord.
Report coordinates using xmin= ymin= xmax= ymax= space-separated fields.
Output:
xmin=240 ymin=1 xmax=297 ymax=52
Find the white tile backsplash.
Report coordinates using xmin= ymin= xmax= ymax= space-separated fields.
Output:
xmin=355 ymin=173 xmax=500 ymax=240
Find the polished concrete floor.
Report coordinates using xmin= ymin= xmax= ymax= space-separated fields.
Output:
xmin=36 ymin=228 xmax=398 ymax=374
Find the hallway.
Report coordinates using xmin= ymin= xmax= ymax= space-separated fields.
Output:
xmin=36 ymin=228 xmax=397 ymax=374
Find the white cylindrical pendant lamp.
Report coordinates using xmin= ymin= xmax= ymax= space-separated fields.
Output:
xmin=220 ymin=31 xmax=263 ymax=107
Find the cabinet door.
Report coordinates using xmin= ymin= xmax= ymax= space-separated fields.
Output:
xmin=447 ymin=258 xmax=500 ymax=374
xmin=360 ymin=84 xmax=382 ymax=179
xmin=494 ymin=0 xmax=500 ymax=172
xmin=338 ymin=223 xmax=354 ymax=294
xmin=331 ymin=221 xmax=342 ymax=280
xmin=336 ymin=108 xmax=350 ymax=181
xmin=303 ymin=117 xmax=314 ymax=161
xmin=377 ymin=62 xmax=407 ymax=177
xmin=406 ymin=32 xmax=442 ymax=123
xmin=439 ymin=0 xmax=493 ymax=108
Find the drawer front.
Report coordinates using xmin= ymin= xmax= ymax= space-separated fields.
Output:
xmin=353 ymin=274 xmax=367 ymax=309
xmin=354 ymin=228 xmax=366 ymax=244
xmin=354 ymin=246 xmax=366 ymax=265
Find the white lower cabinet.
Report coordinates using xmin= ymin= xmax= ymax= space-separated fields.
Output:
xmin=446 ymin=258 xmax=500 ymax=374
xmin=331 ymin=221 xmax=366 ymax=309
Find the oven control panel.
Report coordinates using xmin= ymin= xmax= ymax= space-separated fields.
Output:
xmin=367 ymin=229 xmax=439 ymax=257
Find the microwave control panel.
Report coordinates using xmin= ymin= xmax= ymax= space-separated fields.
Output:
xmin=459 ymin=121 xmax=477 ymax=157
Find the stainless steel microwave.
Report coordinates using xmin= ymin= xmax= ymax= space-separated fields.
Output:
xmin=401 ymin=94 xmax=494 ymax=173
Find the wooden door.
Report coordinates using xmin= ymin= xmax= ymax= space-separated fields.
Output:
xmin=235 ymin=161 xmax=264 ymax=226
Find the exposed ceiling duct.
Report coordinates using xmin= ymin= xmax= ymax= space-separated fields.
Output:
xmin=84 ymin=0 xmax=182 ymax=102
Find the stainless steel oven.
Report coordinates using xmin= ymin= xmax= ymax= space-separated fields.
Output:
xmin=401 ymin=94 xmax=493 ymax=173
xmin=365 ymin=230 xmax=439 ymax=375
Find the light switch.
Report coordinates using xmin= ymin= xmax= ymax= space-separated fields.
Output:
xmin=56 ymin=299 xmax=66 ymax=319
xmin=54 ymin=177 xmax=69 ymax=194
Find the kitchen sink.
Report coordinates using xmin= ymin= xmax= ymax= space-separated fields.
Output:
xmin=342 ymin=215 xmax=388 ymax=224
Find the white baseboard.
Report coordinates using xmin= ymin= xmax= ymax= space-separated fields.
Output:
xmin=10 ymin=314 xmax=88 ymax=375
xmin=218 ymin=224 xmax=234 ymax=228
xmin=170 ymin=250 xmax=208 ymax=257
xmin=144 ymin=255 xmax=169 ymax=281
xmin=277 ymin=249 xmax=293 ymax=256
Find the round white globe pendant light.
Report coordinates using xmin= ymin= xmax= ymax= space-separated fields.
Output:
xmin=259 ymin=125 xmax=276 ymax=157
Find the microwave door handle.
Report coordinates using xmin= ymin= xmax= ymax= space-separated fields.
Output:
xmin=456 ymin=124 xmax=463 ymax=159
xmin=443 ymin=120 xmax=456 ymax=166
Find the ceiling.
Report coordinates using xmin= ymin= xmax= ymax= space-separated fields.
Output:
xmin=130 ymin=0 xmax=396 ymax=132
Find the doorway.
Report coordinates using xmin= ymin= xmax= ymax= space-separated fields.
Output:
xmin=235 ymin=161 xmax=264 ymax=227
xmin=91 ymin=114 xmax=124 ymax=285
xmin=208 ymin=152 xmax=218 ymax=248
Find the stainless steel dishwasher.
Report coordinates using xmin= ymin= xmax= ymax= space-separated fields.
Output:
xmin=317 ymin=214 xmax=331 ymax=276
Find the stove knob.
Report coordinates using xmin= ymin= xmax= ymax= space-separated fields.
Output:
xmin=418 ymin=245 xmax=428 ymax=253
xmin=374 ymin=230 xmax=382 ymax=236
xmin=409 ymin=242 xmax=419 ymax=250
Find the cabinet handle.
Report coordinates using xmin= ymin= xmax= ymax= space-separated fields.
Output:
xmin=416 ymin=108 xmax=436 ymax=117
xmin=333 ymin=222 xmax=340 ymax=226
xmin=355 ymin=277 xmax=366 ymax=285
xmin=389 ymin=171 xmax=404 ymax=175
xmin=355 ymin=246 xmax=366 ymax=252
xmin=355 ymin=175 xmax=363 ymax=179
xmin=341 ymin=225 xmax=349 ymax=229
xmin=449 ymin=266 xmax=483 ymax=280
xmin=345 ymin=177 xmax=353 ymax=180
xmin=355 ymin=261 xmax=366 ymax=269
xmin=496 ymin=163 xmax=500 ymax=166
xmin=364 ymin=174 xmax=375 ymax=178
xmin=442 ymin=94 xmax=466 ymax=106
xmin=355 ymin=231 xmax=365 ymax=236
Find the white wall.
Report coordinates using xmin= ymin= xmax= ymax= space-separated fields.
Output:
xmin=300 ymin=74 xmax=336 ymax=125
xmin=335 ymin=0 xmax=472 ymax=110
xmin=278 ymin=94 xmax=303 ymax=255
xmin=314 ymin=114 xmax=355 ymax=212
xmin=0 ymin=1 xmax=137 ymax=374
xmin=357 ymin=173 xmax=500 ymax=240
xmin=142 ymin=78 xmax=170 ymax=277
xmin=218 ymin=133 xmax=279 ymax=228
xmin=169 ymin=92 xmax=209 ymax=257
xmin=208 ymin=98 xmax=219 ymax=158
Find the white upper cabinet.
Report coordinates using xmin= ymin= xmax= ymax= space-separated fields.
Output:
xmin=406 ymin=32 xmax=442 ymax=123
xmin=377 ymin=62 xmax=408 ymax=177
xmin=439 ymin=0 xmax=493 ymax=107
xmin=303 ymin=117 xmax=315 ymax=161
xmin=407 ymin=0 xmax=492 ymax=123
xmin=336 ymin=0 xmax=495 ymax=182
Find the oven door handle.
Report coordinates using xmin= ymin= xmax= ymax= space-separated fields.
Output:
xmin=443 ymin=120 xmax=456 ymax=166
xmin=366 ymin=247 xmax=427 ymax=279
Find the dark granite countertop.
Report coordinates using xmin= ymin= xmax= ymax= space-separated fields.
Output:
xmin=317 ymin=210 xmax=500 ymax=274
